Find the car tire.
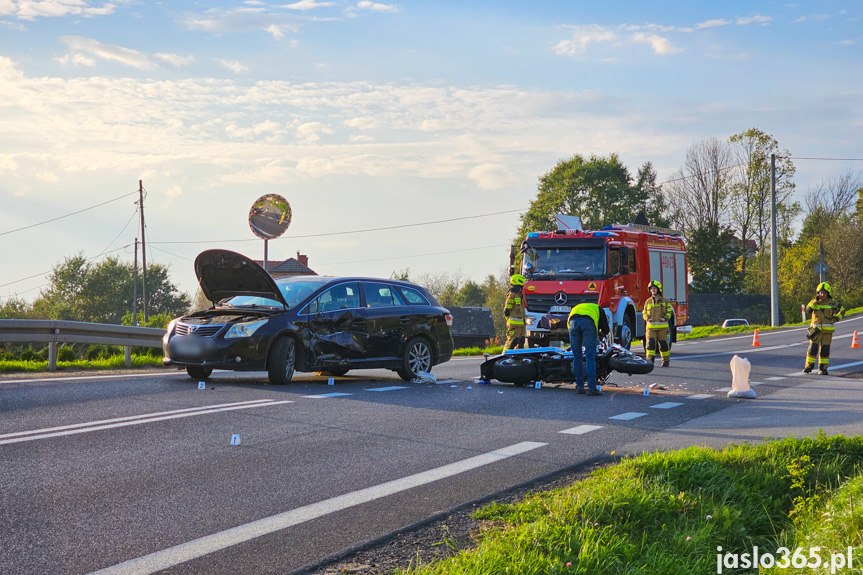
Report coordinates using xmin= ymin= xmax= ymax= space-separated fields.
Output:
xmin=186 ymin=366 xmax=213 ymax=380
xmin=608 ymin=349 xmax=654 ymax=375
xmin=397 ymin=337 xmax=433 ymax=381
xmin=268 ymin=336 xmax=296 ymax=385
xmin=492 ymin=356 xmax=538 ymax=385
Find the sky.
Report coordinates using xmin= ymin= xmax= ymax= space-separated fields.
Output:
xmin=1 ymin=0 xmax=862 ymax=303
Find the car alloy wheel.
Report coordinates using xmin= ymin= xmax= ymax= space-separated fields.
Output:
xmin=398 ymin=337 xmax=432 ymax=381
xmin=267 ymin=336 xmax=296 ymax=385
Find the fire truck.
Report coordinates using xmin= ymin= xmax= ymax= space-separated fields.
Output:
xmin=511 ymin=217 xmax=691 ymax=349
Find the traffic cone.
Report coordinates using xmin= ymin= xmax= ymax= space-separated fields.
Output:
xmin=852 ymin=331 xmax=860 ymax=349
xmin=751 ymin=329 xmax=761 ymax=347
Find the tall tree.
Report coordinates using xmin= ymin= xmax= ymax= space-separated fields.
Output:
xmin=634 ymin=161 xmax=671 ymax=227
xmin=665 ymin=137 xmax=734 ymax=239
xmin=799 ymin=170 xmax=863 ymax=242
xmin=728 ymin=128 xmax=797 ymax=271
xmin=687 ymin=223 xmax=744 ymax=294
xmin=515 ymin=153 xmax=644 ymax=243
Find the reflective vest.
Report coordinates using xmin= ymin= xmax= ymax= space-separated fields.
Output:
xmin=642 ymin=296 xmax=673 ymax=330
xmin=568 ymin=303 xmax=600 ymax=331
xmin=806 ymin=297 xmax=844 ymax=332
xmin=504 ymin=289 xmax=525 ymax=325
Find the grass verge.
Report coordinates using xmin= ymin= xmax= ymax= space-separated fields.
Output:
xmin=0 ymin=355 xmax=165 ymax=374
xmin=401 ymin=434 xmax=863 ymax=575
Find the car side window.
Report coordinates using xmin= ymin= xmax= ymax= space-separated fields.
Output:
xmin=316 ymin=282 xmax=360 ymax=312
xmin=397 ymin=286 xmax=430 ymax=305
xmin=363 ymin=282 xmax=401 ymax=308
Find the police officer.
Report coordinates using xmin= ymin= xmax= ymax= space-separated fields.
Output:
xmin=804 ymin=282 xmax=845 ymax=375
xmin=568 ymin=302 xmax=609 ymax=396
xmin=642 ymin=280 xmax=673 ymax=367
xmin=503 ymin=274 xmax=527 ymax=350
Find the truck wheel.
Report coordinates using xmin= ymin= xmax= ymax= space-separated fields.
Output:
xmin=493 ymin=357 xmax=538 ymax=385
xmin=268 ymin=337 xmax=296 ymax=385
xmin=618 ymin=314 xmax=633 ymax=350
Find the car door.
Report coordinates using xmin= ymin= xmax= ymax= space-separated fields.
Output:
xmin=306 ymin=282 xmax=368 ymax=364
xmin=359 ymin=282 xmax=409 ymax=360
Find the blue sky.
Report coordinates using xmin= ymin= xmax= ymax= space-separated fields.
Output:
xmin=1 ymin=0 xmax=861 ymax=301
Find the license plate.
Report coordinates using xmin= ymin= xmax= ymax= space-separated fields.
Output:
xmin=549 ymin=305 xmax=571 ymax=313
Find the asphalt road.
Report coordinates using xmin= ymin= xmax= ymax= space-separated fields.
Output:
xmin=2 ymin=316 xmax=863 ymax=575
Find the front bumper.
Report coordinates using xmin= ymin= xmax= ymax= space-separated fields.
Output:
xmin=162 ymin=334 xmax=269 ymax=371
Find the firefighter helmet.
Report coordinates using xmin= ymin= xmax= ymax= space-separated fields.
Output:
xmin=817 ymin=282 xmax=832 ymax=296
xmin=648 ymin=280 xmax=663 ymax=293
xmin=510 ymin=274 xmax=526 ymax=286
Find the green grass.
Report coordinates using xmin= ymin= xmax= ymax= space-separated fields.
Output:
xmin=0 ymin=355 xmax=165 ymax=373
xmin=453 ymin=346 xmax=504 ymax=357
xmin=401 ymin=435 xmax=863 ymax=575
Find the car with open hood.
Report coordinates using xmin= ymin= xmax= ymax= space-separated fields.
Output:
xmin=163 ymin=249 xmax=454 ymax=383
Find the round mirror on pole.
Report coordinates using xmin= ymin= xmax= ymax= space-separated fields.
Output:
xmin=249 ymin=194 xmax=292 ymax=274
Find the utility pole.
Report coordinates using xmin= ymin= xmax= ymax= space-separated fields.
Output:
xmin=770 ymin=154 xmax=779 ymax=327
xmin=139 ymin=180 xmax=148 ymax=323
xmin=133 ymin=237 xmax=138 ymax=326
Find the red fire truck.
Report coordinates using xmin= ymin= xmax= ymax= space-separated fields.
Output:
xmin=512 ymin=219 xmax=691 ymax=349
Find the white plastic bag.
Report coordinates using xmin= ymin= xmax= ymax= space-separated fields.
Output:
xmin=728 ymin=355 xmax=756 ymax=398
xmin=412 ymin=371 xmax=437 ymax=384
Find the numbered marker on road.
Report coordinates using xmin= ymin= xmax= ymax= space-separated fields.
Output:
xmin=198 ymin=382 xmax=206 ymax=390
xmin=597 ymin=385 xmax=602 ymax=392
xmin=643 ymin=388 xmax=650 ymax=397
xmin=230 ymin=434 xmax=241 ymax=446
xmin=328 ymin=377 xmax=334 ymax=386
xmin=535 ymin=381 xmax=542 ymax=389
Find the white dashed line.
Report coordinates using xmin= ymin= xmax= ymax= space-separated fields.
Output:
xmin=435 ymin=379 xmax=461 ymax=384
xmin=302 ymin=393 xmax=353 ymax=398
xmin=365 ymin=386 xmax=409 ymax=392
xmin=609 ymin=412 xmax=647 ymax=421
xmin=750 ymin=382 xmax=763 ymax=386
xmin=649 ymin=402 xmax=683 ymax=409
xmin=765 ymin=377 xmax=785 ymax=381
xmin=686 ymin=394 xmax=713 ymax=400
xmin=559 ymin=425 xmax=604 ymax=435
xmin=714 ymin=387 xmax=732 ymax=392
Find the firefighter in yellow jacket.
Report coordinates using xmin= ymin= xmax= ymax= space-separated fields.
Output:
xmin=804 ymin=282 xmax=845 ymax=375
xmin=503 ymin=274 xmax=527 ymax=349
xmin=642 ymin=280 xmax=673 ymax=367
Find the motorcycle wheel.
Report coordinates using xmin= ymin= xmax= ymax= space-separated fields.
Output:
xmin=608 ymin=350 xmax=654 ymax=375
xmin=493 ymin=357 xmax=538 ymax=385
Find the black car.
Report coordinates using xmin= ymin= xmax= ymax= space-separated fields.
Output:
xmin=163 ymin=249 xmax=454 ymax=383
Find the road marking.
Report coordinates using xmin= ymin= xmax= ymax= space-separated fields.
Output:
xmin=0 ymin=400 xmax=292 ymax=446
xmin=765 ymin=377 xmax=785 ymax=381
xmin=685 ymin=394 xmax=713 ymax=400
xmin=302 ymin=393 xmax=353 ymax=398
xmin=365 ymin=386 xmax=409 ymax=392
xmin=713 ymin=387 xmax=732 ymax=392
xmin=86 ymin=441 xmax=548 ymax=575
xmin=0 ymin=372 xmax=180 ymax=385
xmin=830 ymin=360 xmax=863 ymax=370
xmin=435 ymin=379 xmax=461 ymax=384
xmin=609 ymin=412 xmax=646 ymax=421
xmin=650 ymin=402 xmax=683 ymax=409
xmin=750 ymin=382 xmax=763 ymax=386
xmin=559 ymin=425 xmax=604 ymax=435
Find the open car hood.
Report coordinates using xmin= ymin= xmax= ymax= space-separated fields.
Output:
xmin=194 ymin=249 xmax=287 ymax=307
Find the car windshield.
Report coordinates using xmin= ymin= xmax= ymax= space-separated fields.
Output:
xmin=523 ymin=246 xmax=606 ymax=279
xmin=221 ymin=277 xmax=331 ymax=309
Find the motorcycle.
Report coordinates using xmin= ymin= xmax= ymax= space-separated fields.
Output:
xmin=479 ymin=343 xmax=653 ymax=386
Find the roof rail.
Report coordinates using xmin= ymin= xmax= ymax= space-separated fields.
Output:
xmin=609 ymin=222 xmax=682 ymax=236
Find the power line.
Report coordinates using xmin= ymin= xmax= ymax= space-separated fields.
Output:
xmin=0 ymin=191 xmax=139 ymax=237
xmin=147 ymin=208 xmax=524 ymax=245
xmin=782 ymin=156 xmax=863 ymax=161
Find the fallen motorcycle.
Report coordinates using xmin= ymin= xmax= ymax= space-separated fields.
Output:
xmin=479 ymin=343 xmax=653 ymax=386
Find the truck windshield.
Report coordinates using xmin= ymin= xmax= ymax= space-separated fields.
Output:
xmin=523 ymin=246 xmax=606 ymax=280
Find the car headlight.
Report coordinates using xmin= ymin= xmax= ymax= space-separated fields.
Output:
xmin=224 ymin=319 xmax=268 ymax=339
xmin=164 ymin=319 xmax=179 ymax=344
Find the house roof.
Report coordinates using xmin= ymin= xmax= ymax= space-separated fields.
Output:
xmin=252 ymin=258 xmax=317 ymax=275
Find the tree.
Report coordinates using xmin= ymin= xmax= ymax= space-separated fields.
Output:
xmin=728 ymin=128 xmax=797 ymax=271
xmin=687 ymin=223 xmax=744 ymax=294
xmin=665 ymin=137 xmax=734 ymax=237
xmin=32 ymin=254 xmax=189 ymax=324
xmin=516 ymin=153 xmax=645 ymax=243
xmin=634 ymin=161 xmax=670 ymax=227
xmin=799 ymin=170 xmax=863 ymax=242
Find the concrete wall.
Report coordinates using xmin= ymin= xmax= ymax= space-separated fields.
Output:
xmin=688 ymin=293 xmax=784 ymax=326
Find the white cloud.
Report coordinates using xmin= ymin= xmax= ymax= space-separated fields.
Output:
xmin=296 ymin=121 xmax=335 ymax=141
xmin=630 ymin=32 xmax=679 ymax=55
xmin=695 ymin=18 xmax=731 ymax=29
xmin=59 ymin=36 xmax=157 ymax=70
xmin=281 ymin=0 xmax=335 ymax=10
xmin=154 ymin=53 xmax=196 ymax=67
xmin=838 ymin=39 xmax=856 ymax=45
xmin=56 ymin=52 xmax=97 ymax=67
xmin=266 ymin=23 xmax=285 ymax=40
xmin=218 ymin=59 xmax=249 ymax=73
xmin=356 ymin=1 xmax=398 ymax=13
xmin=344 ymin=116 xmax=377 ymax=129
xmin=1 ymin=0 xmax=118 ymax=21
xmin=468 ymin=163 xmax=510 ymax=190
xmin=736 ymin=14 xmax=772 ymax=25
xmin=554 ymin=24 xmax=617 ymax=56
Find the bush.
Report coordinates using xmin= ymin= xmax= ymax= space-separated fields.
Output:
xmin=58 ymin=346 xmax=77 ymax=362
xmin=19 ymin=347 xmax=35 ymax=361
xmin=84 ymin=344 xmax=122 ymax=360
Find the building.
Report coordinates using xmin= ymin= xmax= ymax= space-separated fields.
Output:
xmin=253 ymin=252 xmax=316 ymax=277
xmin=448 ymin=306 xmax=497 ymax=349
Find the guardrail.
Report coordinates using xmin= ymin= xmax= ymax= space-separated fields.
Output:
xmin=0 ymin=319 xmax=166 ymax=371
